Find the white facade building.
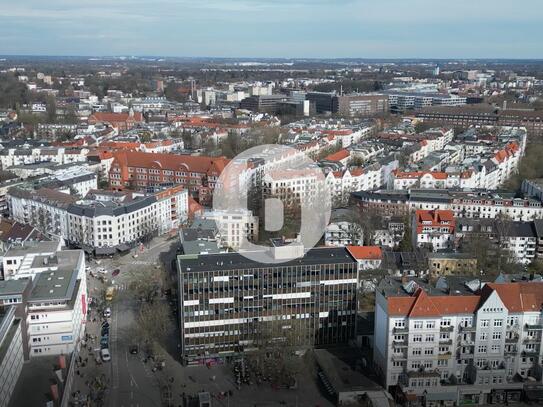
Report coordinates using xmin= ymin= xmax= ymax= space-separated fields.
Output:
xmin=375 ymin=278 xmax=543 ymax=406
xmin=197 ymin=210 xmax=259 ymax=251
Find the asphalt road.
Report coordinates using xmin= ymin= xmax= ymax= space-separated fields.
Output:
xmin=109 ymin=291 xmax=163 ymax=407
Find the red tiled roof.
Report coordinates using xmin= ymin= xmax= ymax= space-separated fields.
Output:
xmin=325 ymin=149 xmax=350 ymax=162
xmin=484 ymin=282 xmax=543 ymax=313
xmin=89 ymin=112 xmax=144 ymax=124
xmin=387 ymin=289 xmax=480 ymax=317
xmin=347 ymin=246 xmax=382 ymax=260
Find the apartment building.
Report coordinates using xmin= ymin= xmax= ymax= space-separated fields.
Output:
xmin=8 ymin=185 xmax=188 ymax=251
xmin=325 ymin=167 xmax=384 ymax=206
xmin=8 ymin=187 xmax=77 ymax=240
xmin=66 ymin=187 xmax=188 ymax=251
xmin=390 ymin=137 xmax=521 ymax=191
xmin=177 ymin=245 xmax=358 ymax=364
xmin=375 ymin=277 xmax=543 ymax=406
xmin=455 ymin=218 xmax=542 ymax=265
xmin=0 ymin=147 xmax=89 ymax=170
xmin=262 ymin=167 xmax=326 ymax=209
xmin=108 ymin=151 xmax=229 ymax=206
xmin=412 ymin=210 xmax=456 ymax=252
xmin=196 ymin=209 xmax=259 ymax=251
xmin=324 ymin=221 xmax=363 ymax=247
xmin=351 ymin=189 xmax=543 ymax=222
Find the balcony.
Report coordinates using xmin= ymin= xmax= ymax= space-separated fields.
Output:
xmin=505 ymin=335 xmax=519 ymax=343
xmin=393 ymin=327 xmax=409 ymax=334
xmin=523 ymin=337 xmax=541 ymax=344
xmin=504 ymin=347 xmax=518 ymax=355
xmin=525 ymin=323 xmax=543 ymax=330
xmin=392 ymin=353 xmax=407 ymax=362
xmin=440 ymin=325 xmax=454 ymax=333
xmin=393 ymin=340 xmax=408 ymax=347
xmin=439 ymin=339 xmax=453 ymax=345
xmin=459 ymin=325 xmax=476 ymax=332
xmin=438 ymin=352 xmax=452 ymax=360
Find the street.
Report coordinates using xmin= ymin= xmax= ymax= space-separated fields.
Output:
xmin=70 ymin=235 xmax=333 ymax=407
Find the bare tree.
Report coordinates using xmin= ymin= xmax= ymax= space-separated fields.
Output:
xmin=134 ymin=301 xmax=173 ymax=355
xmin=126 ymin=265 xmax=166 ymax=303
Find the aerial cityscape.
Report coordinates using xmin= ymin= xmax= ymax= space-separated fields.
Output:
xmin=0 ymin=1 xmax=543 ymax=407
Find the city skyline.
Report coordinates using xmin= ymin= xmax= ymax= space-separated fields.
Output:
xmin=1 ymin=0 xmax=542 ymax=59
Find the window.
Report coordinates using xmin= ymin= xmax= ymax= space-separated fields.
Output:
xmin=492 ymin=332 xmax=502 ymax=340
xmin=424 ymin=348 xmax=434 ymax=355
xmin=491 ymin=344 xmax=500 ymax=353
xmin=412 ymin=348 xmax=422 ymax=356
xmin=441 ymin=318 xmax=451 ymax=327
xmin=426 ymin=321 xmax=435 ymax=329
xmin=480 ymin=319 xmax=490 ymax=328
xmin=394 ymin=320 xmax=406 ymax=328
xmin=493 ymin=319 xmax=503 ymax=327
xmin=478 ymin=345 xmax=487 ymax=353
xmin=413 ymin=335 xmax=422 ymax=342
xmin=480 ymin=332 xmax=488 ymax=340
xmin=426 ymin=334 xmax=434 ymax=342
xmin=414 ymin=321 xmax=423 ymax=329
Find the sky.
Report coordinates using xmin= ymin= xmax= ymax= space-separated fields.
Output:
xmin=0 ymin=0 xmax=542 ymax=59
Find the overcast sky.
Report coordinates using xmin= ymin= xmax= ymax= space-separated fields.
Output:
xmin=1 ymin=0 xmax=541 ymax=58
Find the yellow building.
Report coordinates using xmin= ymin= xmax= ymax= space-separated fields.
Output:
xmin=428 ymin=252 xmax=478 ymax=277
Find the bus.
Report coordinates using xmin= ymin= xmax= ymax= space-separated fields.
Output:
xmin=105 ymin=286 xmax=115 ymax=302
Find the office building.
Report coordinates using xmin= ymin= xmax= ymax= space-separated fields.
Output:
xmin=177 ymin=245 xmax=358 ymax=364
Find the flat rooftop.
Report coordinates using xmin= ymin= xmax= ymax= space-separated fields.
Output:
xmin=28 ymin=251 xmax=82 ymax=302
xmin=0 ymin=279 xmax=30 ymax=296
xmin=4 ymin=241 xmax=60 ymax=258
xmin=178 ymin=246 xmax=355 ymax=272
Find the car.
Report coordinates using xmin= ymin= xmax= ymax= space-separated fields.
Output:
xmin=103 ymin=308 xmax=111 ymax=318
xmin=101 ymin=327 xmax=109 ymax=336
xmin=97 ymin=268 xmax=108 ymax=275
xmin=112 ymin=269 xmax=120 ymax=277
xmin=101 ymin=321 xmax=110 ymax=329
xmin=100 ymin=337 xmax=109 ymax=346
xmin=129 ymin=345 xmax=139 ymax=355
xmin=100 ymin=348 xmax=111 ymax=362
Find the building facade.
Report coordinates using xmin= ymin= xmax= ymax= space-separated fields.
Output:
xmin=177 ymin=246 xmax=358 ymax=364
xmin=375 ymin=277 xmax=543 ymax=406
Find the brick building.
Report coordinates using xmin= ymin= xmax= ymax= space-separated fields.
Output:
xmin=108 ymin=151 xmax=229 ymax=206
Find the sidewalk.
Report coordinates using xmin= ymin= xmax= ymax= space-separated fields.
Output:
xmin=68 ymin=298 xmax=112 ymax=405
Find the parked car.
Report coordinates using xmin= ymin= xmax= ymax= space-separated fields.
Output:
xmin=101 ymin=327 xmax=109 ymax=336
xmin=103 ymin=308 xmax=111 ymax=318
xmin=100 ymin=337 xmax=109 ymax=347
xmin=112 ymin=269 xmax=120 ymax=277
xmin=101 ymin=348 xmax=111 ymax=362
xmin=129 ymin=345 xmax=139 ymax=355
xmin=97 ymin=268 xmax=108 ymax=275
